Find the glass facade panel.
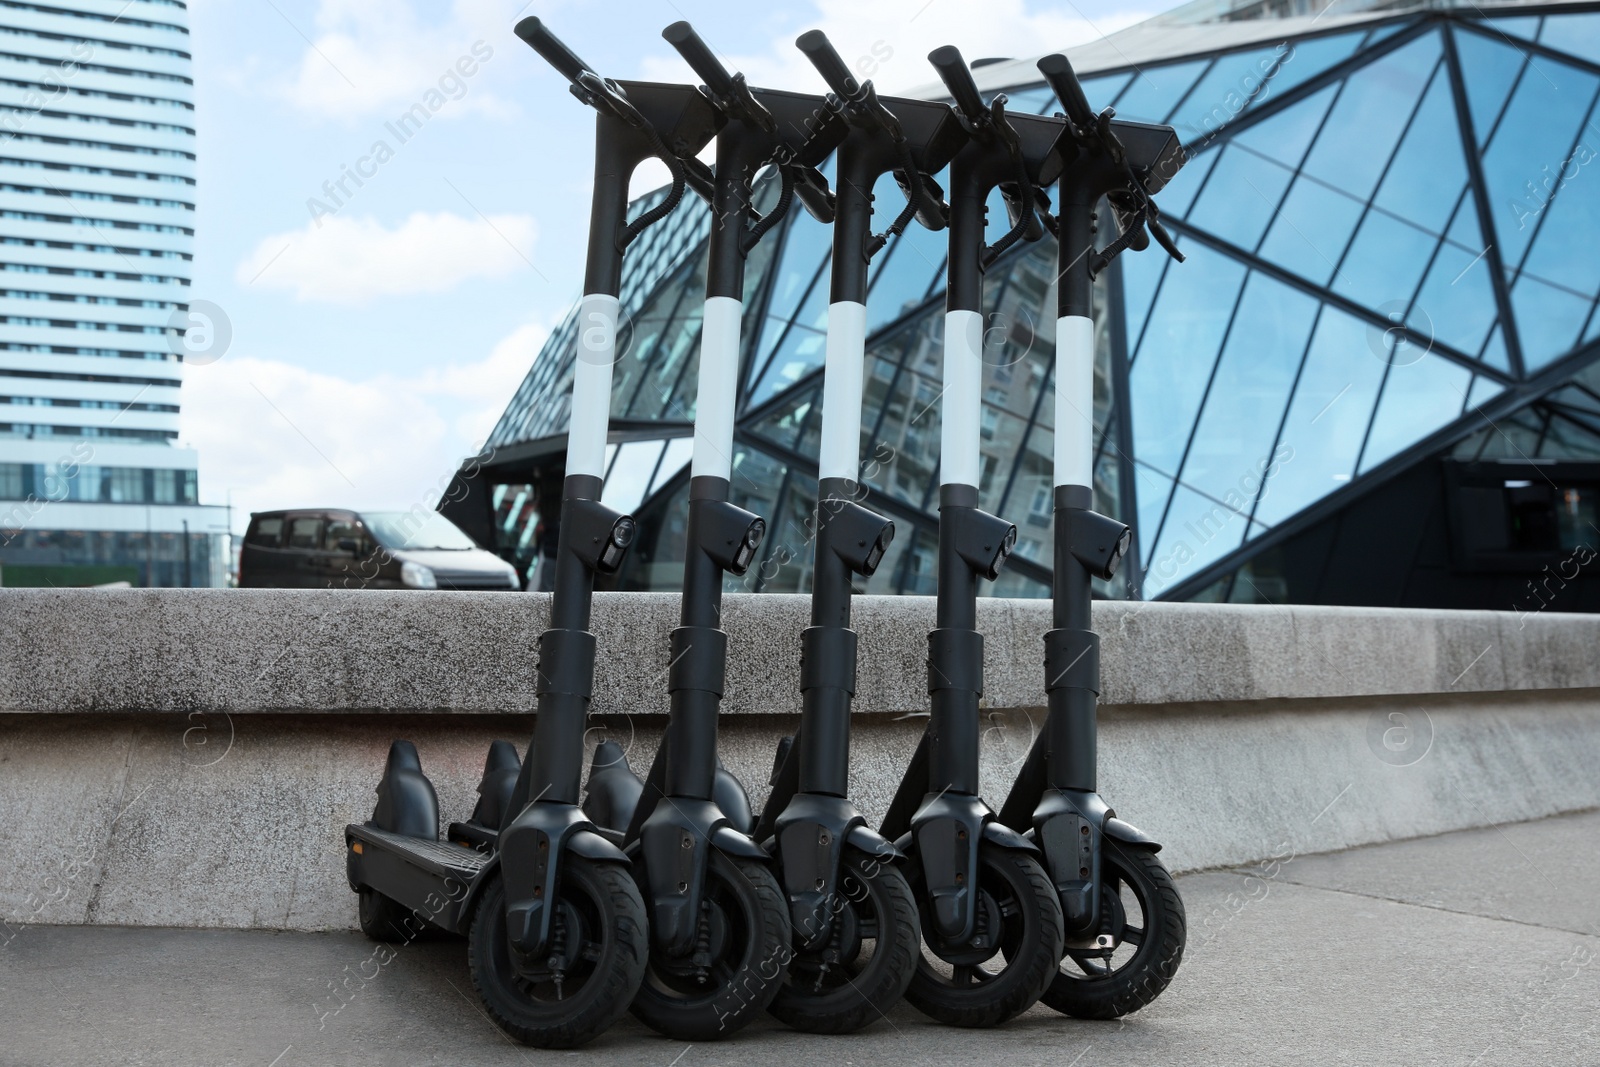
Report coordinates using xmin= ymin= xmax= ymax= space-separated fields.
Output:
xmin=1187 ymin=145 xmax=1293 ymax=250
xmin=600 ymin=440 xmax=665 ymax=515
xmin=1256 ymin=173 xmax=1365 ymax=285
xmin=1540 ymin=13 xmax=1600 ymax=68
xmin=1360 ymin=352 xmax=1474 ymax=472
xmin=1112 ymin=59 xmax=1212 ymax=124
xmin=1332 ymin=210 xmax=1444 ymax=312
xmin=1129 ymin=241 xmax=1249 ymax=477
xmin=1371 ymin=69 xmax=1467 ymax=238
xmin=1409 ymin=233 xmax=1499 ymax=360
xmin=1178 ymin=275 xmax=1317 ymax=505
xmin=1512 ymin=275 xmax=1593 ymax=371
xmin=1301 ymin=36 xmax=1442 ymax=204
xmin=1145 ymin=483 xmax=1250 ymax=598
xmin=1453 ymin=27 xmax=1527 ymax=149
xmin=1232 ymin=83 xmax=1337 ymax=167
xmin=1479 ymin=55 xmax=1598 ymax=268
xmin=1254 ymin=308 xmax=1388 ymax=527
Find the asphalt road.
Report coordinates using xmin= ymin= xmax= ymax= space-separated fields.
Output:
xmin=3 ymin=811 xmax=1596 ymax=1067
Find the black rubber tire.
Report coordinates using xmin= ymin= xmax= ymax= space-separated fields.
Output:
xmin=630 ymin=852 xmax=790 ymax=1041
xmin=1041 ymin=843 xmax=1185 ymax=1020
xmin=467 ymin=859 xmax=648 ymax=1048
xmin=904 ymin=844 xmax=1064 ymax=1028
xmin=768 ymin=851 xmax=920 ymax=1034
xmin=356 ymin=887 xmax=416 ymax=943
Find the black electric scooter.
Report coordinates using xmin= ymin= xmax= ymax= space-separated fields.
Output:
xmin=746 ymin=30 xmax=943 ymax=1038
xmin=995 ymin=51 xmax=1189 ymax=1020
xmin=610 ymin=22 xmax=854 ymax=1042
xmin=343 ymin=19 xmax=718 ymax=1048
xmin=869 ymin=47 xmax=1069 ymax=1029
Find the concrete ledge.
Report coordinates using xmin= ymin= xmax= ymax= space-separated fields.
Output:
xmin=2 ymin=589 xmax=1595 ymax=715
xmin=3 ymin=589 xmax=1599 ymax=933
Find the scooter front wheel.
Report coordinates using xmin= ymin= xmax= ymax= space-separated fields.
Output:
xmin=768 ymin=849 xmax=920 ymax=1034
xmin=905 ymin=843 xmax=1065 ymax=1027
xmin=466 ymin=858 xmax=648 ymax=1048
xmin=1041 ymin=843 xmax=1185 ymax=1019
xmin=630 ymin=851 xmax=790 ymax=1041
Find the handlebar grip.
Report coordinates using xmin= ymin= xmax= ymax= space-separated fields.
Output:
xmin=1037 ymin=52 xmax=1095 ymax=130
xmin=663 ymin=21 xmax=736 ymax=98
xmin=796 ymin=30 xmax=859 ymax=97
xmin=929 ymin=46 xmax=985 ymax=122
xmin=514 ymin=17 xmax=593 ymax=85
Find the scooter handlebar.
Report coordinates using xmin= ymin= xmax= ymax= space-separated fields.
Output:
xmin=514 ymin=17 xmax=593 ymax=86
xmin=928 ymin=45 xmax=986 ymax=124
xmin=1037 ymin=52 xmax=1095 ymax=132
xmin=662 ymin=21 xmax=737 ymax=99
xmin=796 ymin=29 xmax=860 ymax=99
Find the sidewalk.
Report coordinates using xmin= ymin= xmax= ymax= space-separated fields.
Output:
xmin=3 ymin=811 xmax=1596 ymax=1067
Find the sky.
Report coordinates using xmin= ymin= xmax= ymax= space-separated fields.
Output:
xmin=181 ymin=0 xmax=1185 ymax=531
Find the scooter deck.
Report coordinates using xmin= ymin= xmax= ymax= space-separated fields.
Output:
xmin=345 ymin=823 xmax=491 ymax=935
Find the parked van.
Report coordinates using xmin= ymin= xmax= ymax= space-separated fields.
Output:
xmin=238 ymin=508 xmax=520 ymax=590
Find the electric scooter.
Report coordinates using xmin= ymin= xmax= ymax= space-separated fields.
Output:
xmin=994 ymin=51 xmax=1189 ymax=1019
xmin=613 ymin=22 xmax=852 ymax=1042
xmin=342 ymin=19 xmax=718 ymax=1048
xmin=746 ymin=29 xmax=943 ymax=1038
xmin=869 ymin=46 xmax=1069 ymax=1029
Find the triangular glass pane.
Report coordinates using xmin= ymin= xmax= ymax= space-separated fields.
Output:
xmin=1232 ymin=83 xmax=1338 ymax=167
xmin=1144 ymin=483 xmax=1249 ymax=598
xmin=1359 ymin=351 xmax=1474 ymax=472
xmin=1478 ymin=54 xmax=1598 ymax=269
xmin=1511 ymin=274 xmax=1592 ymax=371
xmin=1301 ymin=33 xmax=1443 ymax=205
xmin=1111 ymin=58 xmax=1212 ymax=125
xmin=1539 ymin=411 xmax=1600 ymax=459
xmin=1129 ymin=241 xmax=1249 ymax=477
xmin=1451 ymin=27 xmax=1526 ymax=148
xmin=1539 ymin=12 xmax=1600 ymax=68
xmin=1465 ymin=374 xmax=1504 ymax=412
xmin=1177 ymin=274 xmax=1318 ymax=505
xmin=1371 ymin=66 xmax=1467 ymax=238
xmin=1120 ymin=235 xmax=1172 ymax=350
xmin=1254 ymin=306 xmax=1388 ymax=527
xmin=1186 ymin=143 xmax=1293 ymax=251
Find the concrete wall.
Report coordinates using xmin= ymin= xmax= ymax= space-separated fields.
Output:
xmin=3 ymin=589 xmax=1598 ymax=932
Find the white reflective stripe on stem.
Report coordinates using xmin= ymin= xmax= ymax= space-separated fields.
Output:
xmin=819 ymin=301 xmax=867 ymax=481
xmin=567 ymin=293 xmax=619 ymax=479
xmin=941 ymin=309 xmax=982 ymax=487
xmin=691 ymin=295 xmax=742 ymax=481
xmin=1055 ymin=314 xmax=1096 ymax=489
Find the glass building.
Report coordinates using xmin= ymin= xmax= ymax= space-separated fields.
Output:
xmin=448 ymin=0 xmax=1600 ymax=612
xmin=0 ymin=0 xmax=228 ymax=587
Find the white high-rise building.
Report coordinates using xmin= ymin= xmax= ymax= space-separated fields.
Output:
xmin=0 ymin=0 xmax=226 ymax=587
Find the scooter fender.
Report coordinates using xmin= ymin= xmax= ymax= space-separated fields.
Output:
xmin=499 ymin=801 xmax=629 ymax=960
xmin=908 ymin=792 xmax=991 ymax=944
xmin=772 ymin=795 xmax=897 ymax=950
xmin=1034 ymin=788 xmax=1159 ymax=939
xmin=639 ymin=797 xmax=764 ymax=957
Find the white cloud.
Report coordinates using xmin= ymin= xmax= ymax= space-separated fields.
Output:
xmin=181 ymin=320 xmax=546 ymax=527
xmin=236 ymin=211 xmax=538 ymax=304
xmin=639 ymin=0 xmax=1156 ymax=96
xmin=278 ymin=0 xmax=513 ymax=121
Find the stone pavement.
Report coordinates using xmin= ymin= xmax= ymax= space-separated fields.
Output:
xmin=2 ymin=810 xmax=1596 ymax=1067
